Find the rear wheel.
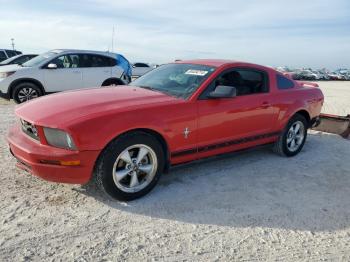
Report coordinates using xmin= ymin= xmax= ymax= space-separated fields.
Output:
xmin=93 ymin=132 xmax=165 ymax=201
xmin=274 ymin=114 xmax=307 ymax=157
xmin=12 ymin=82 xmax=42 ymax=103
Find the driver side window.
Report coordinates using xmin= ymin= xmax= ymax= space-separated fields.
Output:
xmin=200 ymin=68 xmax=269 ymax=99
xmin=50 ymin=54 xmax=80 ymax=69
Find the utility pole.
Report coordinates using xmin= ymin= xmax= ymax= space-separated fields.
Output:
xmin=11 ymin=38 xmax=15 ymax=50
xmin=111 ymin=26 xmax=115 ymax=52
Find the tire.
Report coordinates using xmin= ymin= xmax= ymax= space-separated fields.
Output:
xmin=93 ymin=131 xmax=165 ymax=201
xmin=12 ymin=82 xmax=43 ymax=104
xmin=273 ymin=114 xmax=308 ymax=157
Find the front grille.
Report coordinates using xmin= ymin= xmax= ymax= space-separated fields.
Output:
xmin=20 ymin=119 xmax=39 ymax=140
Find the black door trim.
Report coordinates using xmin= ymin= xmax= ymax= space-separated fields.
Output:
xmin=171 ymin=131 xmax=280 ymax=158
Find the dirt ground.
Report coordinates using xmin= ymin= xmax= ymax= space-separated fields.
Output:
xmin=317 ymin=81 xmax=350 ymax=115
xmin=0 ymin=82 xmax=350 ymax=261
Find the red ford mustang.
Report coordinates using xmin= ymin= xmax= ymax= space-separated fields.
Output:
xmin=7 ymin=59 xmax=324 ymax=200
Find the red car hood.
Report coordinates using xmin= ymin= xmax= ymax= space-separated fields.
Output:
xmin=16 ymin=86 xmax=179 ymax=127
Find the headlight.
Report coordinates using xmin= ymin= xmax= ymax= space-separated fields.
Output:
xmin=43 ymin=127 xmax=77 ymax=150
xmin=0 ymin=71 xmax=16 ymax=78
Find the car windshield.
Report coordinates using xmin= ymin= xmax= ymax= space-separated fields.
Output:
xmin=22 ymin=51 xmax=58 ymax=67
xmin=0 ymin=55 xmax=18 ymax=65
xmin=130 ymin=63 xmax=216 ymax=99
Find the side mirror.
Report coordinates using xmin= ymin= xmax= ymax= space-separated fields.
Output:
xmin=47 ymin=63 xmax=58 ymax=69
xmin=208 ymin=85 xmax=237 ymax=99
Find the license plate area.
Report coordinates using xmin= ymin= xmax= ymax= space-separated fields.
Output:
xmin=9 ymin=147 xmax=32 ymax=173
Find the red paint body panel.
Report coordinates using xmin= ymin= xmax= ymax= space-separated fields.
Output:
xmin=8 ymin=125 xmax=99 ymax=184
xmin=7 ymin=59 xmax=324 ymax=184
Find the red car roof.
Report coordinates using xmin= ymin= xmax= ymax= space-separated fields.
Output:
xmin=176 ymin=59 xmax=237 ymax=67
xmin=175 ymin=59 xmax=272 ymax=71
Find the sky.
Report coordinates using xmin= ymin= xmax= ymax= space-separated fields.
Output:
xmin=0 ymin=0 xmax=349 ymax=69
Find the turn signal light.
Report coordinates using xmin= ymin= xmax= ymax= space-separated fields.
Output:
xmin=60 ymin=160 xmax=81 ymax=166
xmin=39 ymin=160 xmax=81 ymax=166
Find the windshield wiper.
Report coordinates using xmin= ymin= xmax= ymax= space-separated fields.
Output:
xmin=132 ymin=85 xmax=180 ymax=98
xmin=137 ymin=85 xmax=155 ymax=91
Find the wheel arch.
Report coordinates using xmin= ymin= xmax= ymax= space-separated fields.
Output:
xmin=96 ymin=128 xmax=171 ymax=173
xmin=9 ymin=78 xmax=45 ymax=97
xmin=294 ymin=109 xmax=311 ymax=124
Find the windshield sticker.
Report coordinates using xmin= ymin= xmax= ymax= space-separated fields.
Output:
xmin=185 ymin=69 xmax=208 ymax=76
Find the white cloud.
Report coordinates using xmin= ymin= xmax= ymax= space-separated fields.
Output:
xmin=0 ymin=0 xmax=349 ymax=68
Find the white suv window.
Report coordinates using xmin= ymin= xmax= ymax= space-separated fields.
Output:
xmin=79 ymin=54 xmax=115 ymax=68
xmin=51 ymin=54 xmax=80 ymax=68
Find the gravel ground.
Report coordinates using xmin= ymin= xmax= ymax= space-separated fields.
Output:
xmin=0 ymin=82 xmax=350 ymax=261
xmin=317 ymin=81 xmax=350 ymax=115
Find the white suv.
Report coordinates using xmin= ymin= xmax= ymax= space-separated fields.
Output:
xmin=0 ymin=49 xmax=131 ymax=103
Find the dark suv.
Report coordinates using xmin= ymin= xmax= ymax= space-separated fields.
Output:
xmin=0 ymin=49 xmax=22 ymax=62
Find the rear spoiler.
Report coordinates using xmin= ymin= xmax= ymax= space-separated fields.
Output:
xmin=296 ymin=81 xmax=319 ymax=88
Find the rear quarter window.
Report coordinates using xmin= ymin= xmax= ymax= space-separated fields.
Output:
xmin=277 ymin=74 xmax=295 ymax=89
xmin=79 ymin=54 xmax=116 ymax=67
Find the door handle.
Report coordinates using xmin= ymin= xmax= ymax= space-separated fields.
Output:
xmin=261 ymin=102 xmax=271 ymax=108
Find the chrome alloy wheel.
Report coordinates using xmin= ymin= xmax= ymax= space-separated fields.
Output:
xmin=112 ymin=144 xmax=158 ymax=193
xmin=286 ymin=121 xmax=305 ymax=152
xmin=18 ymin=87 xmax=39 ymax=102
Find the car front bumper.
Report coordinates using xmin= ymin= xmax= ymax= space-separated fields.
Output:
xmin=0 ymin=77 xmax=11 ymax=99
xmin=7 ymin=124 xmax=100 ymax=184
xmin=0 ymin=89 xmax=10 ymax=99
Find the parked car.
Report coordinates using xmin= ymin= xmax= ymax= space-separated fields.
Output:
xmin=7 ymin=59 xmax=324 ymax=201
xmin=0 ymin=49 xmax=131 ymax=103
xmin=279 ymin=66 xmax=350 ymax=81
xmin=328 ymin=73 xmax=343 ymax=80
xmin=317 ymin=72 xmax=330 ymax=81
xmin=334 ymin=69 xmax=350 ymax=80
xmin=0 ymin=54 xmax=37 ymax=66
xmin=132 ymin=62 xmax=153 ymax=79
xmin=300 ymin=70 xmax=318 ymax=80
xmin=0 ymin=49 xmax=22 ymax=62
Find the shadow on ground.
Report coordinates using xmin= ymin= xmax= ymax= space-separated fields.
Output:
xmin=80 ymin=133 xmax=350 ymax=232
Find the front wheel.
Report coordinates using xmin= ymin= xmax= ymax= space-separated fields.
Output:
xmin=93 ymin=132 xmax=165 ymax=201
xmin=274 ymin=114 xmax=307 ymax=157
xmin=12 ymin=82 xmax=42 ymax=103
